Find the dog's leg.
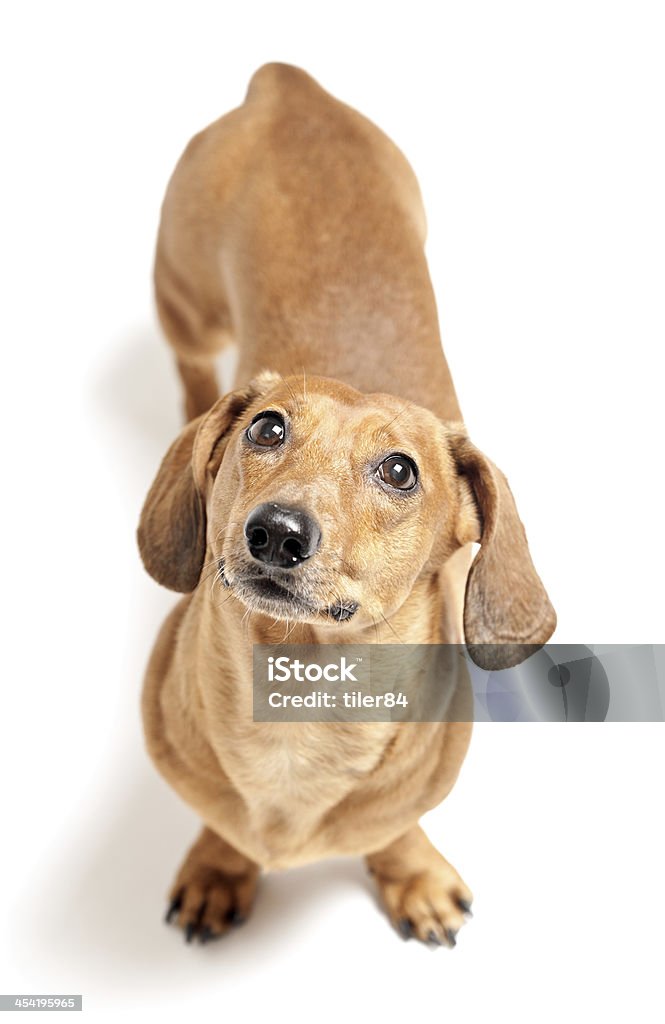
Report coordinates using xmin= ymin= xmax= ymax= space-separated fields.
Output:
xmin=154 ymin=244 xmax=237 ymax=422
xmin=165 ymin=826 xmax=260 ymax=942
xmin=174 ymin=353 xmax=221 ymax=423
xmin=155 ymin=285 xmax=224 ymax=421
xmin=366 ymin=825 xmax=473 ymax=946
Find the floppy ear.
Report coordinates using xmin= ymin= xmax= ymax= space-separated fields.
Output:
xmin=449 ymin=431 xmax=556 ymax=670
xmin=137 ymin=374 xmax=277 ymax=592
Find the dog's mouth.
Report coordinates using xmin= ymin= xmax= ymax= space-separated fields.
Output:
xmin=218 ymin=559 xmax=359 ymax=623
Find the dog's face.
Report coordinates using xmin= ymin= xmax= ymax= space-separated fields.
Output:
xmin=211 ymin=376 xmax=474 ymax=628
xmin=138 ymin=373 xmax=556 ymax=668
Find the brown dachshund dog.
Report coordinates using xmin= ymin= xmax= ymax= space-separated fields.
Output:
xmin=138 ymin=63 xmax=556 ymax=947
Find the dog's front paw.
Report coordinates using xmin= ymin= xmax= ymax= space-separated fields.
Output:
xmin=165 ymin=828 xmax=260 ymax=943
xmin=367 ymin=827 xmax=473 ymax=947
xmin=376 ymin=867 xmax=473 ymax=946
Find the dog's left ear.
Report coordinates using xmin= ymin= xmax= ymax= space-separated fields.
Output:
xmin=448 ymin=430 xmax=556 ymax=670
xmin=137 ymin=372 xmax=278 ymax=592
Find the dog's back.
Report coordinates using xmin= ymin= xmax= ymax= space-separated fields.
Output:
xmin=155 ymin=63 xmax=461 ymax=421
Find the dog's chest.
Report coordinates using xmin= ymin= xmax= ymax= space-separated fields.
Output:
xmin=220 ymin=719 xmax=394 ymax=858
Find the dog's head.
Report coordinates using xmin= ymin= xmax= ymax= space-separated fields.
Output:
xmin=138 ymin=372 xmax=555 ymax=668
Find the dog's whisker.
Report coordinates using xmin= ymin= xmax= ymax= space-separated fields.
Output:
xmin=380 ymin=612 xmax=406 ymax=645
xmin=199 ymin=556 xmax=223 ymax=576
xmin=199 ymin=563 xmax=231 ymax=596
xmin=274 ymin=370 xmax=303 ymax=413
xmin=198 ymin=538 xmax=239 ymax=579
xmin=211 ymin=564 xmax=233 ymax=597
xmin=199 ymin=562 xmax=224 ymax=587
xmin=214 ymin=587 xmax=239 ymax=611
xmin=283 ymin=618 xmax=301 ymax=642
xmin=212 ymin=520 xmax=240 ymax=544
xmin=281 ymin=615 xmax=299 ymax=643
xmin=207 ymin=570 xmax=222 ymax=597
xmin=380 ymin=407 xmax=409 ymax=433
xmin=240 ymin=602 xmax=258 ymax=641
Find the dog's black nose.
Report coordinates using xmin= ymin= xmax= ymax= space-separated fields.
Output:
xmin=244 ymin=503 xmax=321 ymax=568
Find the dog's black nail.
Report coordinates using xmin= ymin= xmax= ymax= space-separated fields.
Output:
xmin=457 ymin=898 xmax=473 ymax=916
xmin=398 ymin=918 xmax=413 ymax=939
xmin=165 ymin=895 xmax=182 ymax=923
xmin=199 ymin=926 xmax=215 ymax=944
xmin=427 ymin=930 xmax=442 ymax=945
xmin=446 ymin=928 xmax=458 ymax=948
xmin=328 ymin=601 xmax=359 ymax=622
xmin=226 ymin=908 xmax=246 ymax=926
xmin=185 ymin=922 xmax=196 ymax=943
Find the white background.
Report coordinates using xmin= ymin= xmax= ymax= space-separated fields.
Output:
xmin=1 ymin=2 xmax=664 ymax=1021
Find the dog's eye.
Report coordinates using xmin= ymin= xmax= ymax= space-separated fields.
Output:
xmin=246 ymin=411 xmax=285 ymax=447
xmin=376 ymin=454 xmax=418 ymax=491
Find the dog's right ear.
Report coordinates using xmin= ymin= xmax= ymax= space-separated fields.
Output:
xmin=137 ymin=374 xmax=278 ymax=592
